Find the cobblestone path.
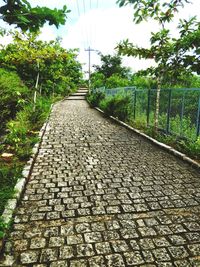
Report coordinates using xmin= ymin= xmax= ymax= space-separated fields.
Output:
xmin=2 ymin=100 xmax=200 ymax=267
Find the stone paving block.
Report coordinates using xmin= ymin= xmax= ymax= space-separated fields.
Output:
xmin=21 ymin=250 xmax=40 ymax=264
xmin=152 ymin=248 xmax=172 ymax=262
xmin=44 ymin=227 xmax=59 ymax=237
xmin=124 ymin=251 xmax=144 ymax=265
xmin=30 ymin=237 xmax=46 ymax=249
xmin=85 ymin=232 xmax=102 ymax=243
xmin=67 ymin=234 xmax=83 ymax=245
xmin=88 ymin=256 xmax=106 ymax=267
xmin=40 ymin=248 xmax=58 ymax=262
xmin=77 ymin=243 xmax=95 ymax=257
xmin=105 ymin=254 xmax=125 ymax=267
xmin=49 ymin=236 xmax=65 ymax=247
xmin=188 ymin=244 xmax=200 ymax=256
xmin=13 ymin=239 xmax=28 ymax=251
xmin=168 ymin=246 xmax=189 ymax=259
xmin=95 ymin=242 xmax=112 ymax=254
xmin=59 ymin=245 xmax=74 ymax=259
xmin=50 ymin=261 xmax=69 ymax=267
xmin=111 ymin=240 xmax=130 ymax=252
xmin=70 ymin=259 xmax=88 ymax=267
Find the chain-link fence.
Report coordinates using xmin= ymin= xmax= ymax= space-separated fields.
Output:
xmin=92 ymin=87 xmax=200 ymax=141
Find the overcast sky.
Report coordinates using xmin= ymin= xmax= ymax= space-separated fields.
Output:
xmin=0 ymin=0 xmax=200 ymax=76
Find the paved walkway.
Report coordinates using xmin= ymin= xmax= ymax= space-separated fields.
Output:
xmin=1 ymin=100 xmax=200 ymax=267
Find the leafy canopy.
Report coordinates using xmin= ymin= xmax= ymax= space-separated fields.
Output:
xmin=117 ymin=0 xmax=200 ymax=82
xmin=93 ymin=53 xmax=131 ymax=79
xmin=0 ymin=31 xmax=82 ymax=94
xmin=0 ymin=0 xmax=70 ymax=31
xmin=117 ymin=0 xmax=191 ymax=24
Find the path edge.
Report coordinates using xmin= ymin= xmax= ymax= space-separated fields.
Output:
xmin=0 ymin=102 xmax=56 ymax=254
xmin=93 ymin=106 xmax=200 ymax=171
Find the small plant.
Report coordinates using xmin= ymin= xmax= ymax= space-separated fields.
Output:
xmin=87 ymin=91 xmax=105 ymax=107
xmin=179 ymin=137 xmax=200 ymax=159
xmin=0 ymin=163 xmax=22 ymax=215
xmin=0 ymin=68 xmax=29 ymax=132
xmin=99 ymin=94 xmax=131 ymax=122
xmin=5 ymin=121 xmax=28 ymax=149
xmin=0 ymin=217 xmax=7 ymax=238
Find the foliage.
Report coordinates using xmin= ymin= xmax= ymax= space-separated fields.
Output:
xmin=0 ymin=163 xmax=23 ymax=215
xmin=90 ymin=53 xmax=132 ymax=89
xmin=130 ymin=74 xmax=157 ymax=89
xmin=89 ymin=87 xmax=200 ymax=160
xmin=105 ymin=74 xmax=130 ymax=89
xmin=87 ymin=91 xmax=105 ymax=107
xmin=117 ymin=0 xmax=200 ymax=82
xmin=90 ymin=73 xmax=105 ymax=89
xmin=0 ymin=95 xmax=52 ymax=219
xmin=0 ymin=32 xmax=82 ymax=95
xmin=117 ymin=0 xmax=192 ymax=24
xmin=0 ymin=68 xmax=29 ymax=133
xmin=99 ymin=94 xmax=131 ymax=121
xmin=0 ymin=0 xmax=70 ymax=32
xmin=5 ymin=96 xmax=51 ymax=150
xmin=179 ymin=138 xmax=200 ymax=159
xmin=0 ymin=217 xmax=7 ymax=238
xmin=117 ymin=0 xmax=200 ymax=132
xmin=93 ymin=53 xmax=131 ymax=79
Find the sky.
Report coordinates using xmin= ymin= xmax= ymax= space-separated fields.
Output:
xmin=0 ymin=0 xmax=200 ymax=77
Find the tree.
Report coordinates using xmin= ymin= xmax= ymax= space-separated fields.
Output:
xmin=93 ymin=53 xmax=131 ymax=79
xmin=0 ymin=31 xmax=82 ymax=108
xmin=117 ymin=0 xmax=200 ymax=132
xmin=0 ymin=0 xmax=70 ymax=32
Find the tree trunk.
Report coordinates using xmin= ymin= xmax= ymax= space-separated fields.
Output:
xmin=33 ymin=69 xmax=40 ymax=112
xmin=154 ymin=76 xmax=161 ymax=134
xmin=33 ymin=90 xmax=37 ymax=112
xmin=39 ymin=84 xmax=42 ymax=95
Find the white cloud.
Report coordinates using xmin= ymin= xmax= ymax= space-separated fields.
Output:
xmin=39 ymin=26 xmax=57 ymax=42
xmin=59 ymin=0 xmax=200 ymax=75
xmin=0 ymin=0 xmax=199 ymax=75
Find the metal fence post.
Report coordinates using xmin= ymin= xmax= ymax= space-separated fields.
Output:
xmin=180 ymin=92 xmax=185 ymax=136
xmin=147 ymin=89 xmax=151 ymax=126
xmin=166 ymin=89 xmax=172 ymax=134
xmin=196 ymin=95 xmax=200 ymax=137
xmin=133 ymin=90 xmax=137 ymax=120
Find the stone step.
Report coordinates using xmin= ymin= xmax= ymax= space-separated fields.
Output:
xmin=70 ymin=93 xmax=87 ymax=96
xmin=66 ymin=96 xmax=86 ymax=100
xmin=77 ymin=90 xmax=88 ymax=93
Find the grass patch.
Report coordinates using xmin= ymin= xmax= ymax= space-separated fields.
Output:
xmin=0 ymin=96 xmax=53 ymax=220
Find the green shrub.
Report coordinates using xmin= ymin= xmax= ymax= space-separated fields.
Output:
xmin=0 ymin=163 xmax=23 ymax=215
xmin=0 ymin=68 xmax=29 ymax=132
xmin=25 ymin=97 xmax=52 ymax=129
xmin=179 ymin=138 xmax=200 ymax=159
xmin=99 ymin=94 xmax=131 ymax=121
xmin=87 ymin=91 xmax=105 ymax=107
xmin=6 ymin=120 xmax=28 ymax=149
xmin=0 ymin=217 xmax=7 ymax=238
xmin=16 ymin=135 xmax=38 ymax=161
xmin=105 ymin=74 xmax=130 ymax=89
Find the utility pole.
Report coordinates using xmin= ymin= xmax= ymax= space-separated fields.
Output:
xmin=85 ymin=46 xmax=97 ymax=92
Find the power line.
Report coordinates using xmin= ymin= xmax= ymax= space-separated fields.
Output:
xmin=82 ymin=0 xmax=86 ymax=14
xmin=76 ymin=0 xmax=80 ymax=17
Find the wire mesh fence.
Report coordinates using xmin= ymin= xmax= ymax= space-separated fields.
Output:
xmin=92 ymin=87 xmax=200 ymax=141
